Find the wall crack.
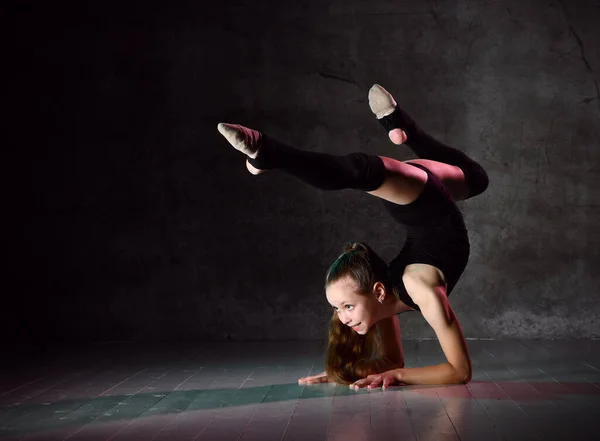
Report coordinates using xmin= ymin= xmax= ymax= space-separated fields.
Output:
xmin=557 ymin=0 xmax=600 ymax=107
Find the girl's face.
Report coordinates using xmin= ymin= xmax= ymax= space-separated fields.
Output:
xmin=326 ymin=277 xmax=380 ymax=335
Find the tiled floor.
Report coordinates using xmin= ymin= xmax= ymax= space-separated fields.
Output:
xmin=1 ymin=339 xmax=599 ymax=440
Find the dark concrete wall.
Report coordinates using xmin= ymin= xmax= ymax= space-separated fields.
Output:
xmin=6 ymin=0 xmax=599 ymax=341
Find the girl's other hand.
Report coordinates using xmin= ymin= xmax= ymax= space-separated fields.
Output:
xmin=298 ymin=371 xmax=329 ymax=384
xmin=350 ymin=369 xmax=402 ymax=390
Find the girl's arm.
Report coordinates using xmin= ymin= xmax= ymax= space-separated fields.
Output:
xmin=399 ymin=274 xmax=472 ymax=385
xmin=374 ymin=315 xmax=405 ymax=368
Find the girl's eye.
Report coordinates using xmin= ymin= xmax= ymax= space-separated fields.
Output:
xmin=333 ymin=305 xmax=354 ymax=312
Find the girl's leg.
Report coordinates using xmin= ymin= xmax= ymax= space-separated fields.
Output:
xmin=368 ymin=84 xmax=489 ymax=201
xmin=403 ymin=159 xmax=470 ymax=202
xmin=217 ymin=123 xmax=428 ymax=205
xmin=368 ymin=156 xmax=428 ymax=205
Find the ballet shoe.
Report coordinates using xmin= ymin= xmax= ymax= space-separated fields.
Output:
xmin=217 ymin=123 xmax=262 ymax=159
xmin=368 ymin=84 xmax=397 ymax=119
xmin=246 ymin=159 xmax=265 ymax=175
xmin=368 ymin=85 xmax=408 ymax=145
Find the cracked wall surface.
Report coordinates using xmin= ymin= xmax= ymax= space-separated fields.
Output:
xmin=5 ymin=0 xmax=600 ymax=341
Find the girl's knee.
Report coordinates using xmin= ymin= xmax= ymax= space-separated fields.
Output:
xmin=464 ymin=163 xmax=489 ymax=199
xmin=343 ymin=153 xmax=387 ymax=191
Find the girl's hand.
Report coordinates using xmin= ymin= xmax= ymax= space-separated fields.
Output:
xmin=298 ymin=371 xmax=329 ymax=384
xmin=350 ymin=369 xmax=402 ymax=390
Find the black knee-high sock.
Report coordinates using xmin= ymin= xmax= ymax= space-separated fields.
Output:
xmin=247 ymin=134 xmax=386 ymax=192
xmin=379 ymin=108 xmax=489 ymax=198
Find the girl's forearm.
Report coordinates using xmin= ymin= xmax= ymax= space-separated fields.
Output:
xmin=394 ymin=363 xmax=470 ymax=385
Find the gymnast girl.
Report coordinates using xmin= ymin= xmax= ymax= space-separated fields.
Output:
xmin=217 ymin=84 xmax=489 ymax=389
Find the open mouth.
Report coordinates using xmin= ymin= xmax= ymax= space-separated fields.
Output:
xmin=351 ymin=323 xmax=361 ymax=329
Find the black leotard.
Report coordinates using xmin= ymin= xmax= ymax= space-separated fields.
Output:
xmin=381 ymin=162 xmax=470 ymax=312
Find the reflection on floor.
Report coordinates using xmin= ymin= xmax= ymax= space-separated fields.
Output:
xmin=0 ymin=339 xmax=599 ymax=441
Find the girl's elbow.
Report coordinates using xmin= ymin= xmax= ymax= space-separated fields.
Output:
xmin=451 ymin=363 xmax=471 ymax=384
xmin=456 ymin=367 xmax=472 ymax=384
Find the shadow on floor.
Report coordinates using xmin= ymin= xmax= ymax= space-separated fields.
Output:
xmin=2 ymin=378 xmax=600 ymax=437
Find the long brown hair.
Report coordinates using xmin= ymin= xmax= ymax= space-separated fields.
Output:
xmin=324 ymin=241 xmax=398 ymax=384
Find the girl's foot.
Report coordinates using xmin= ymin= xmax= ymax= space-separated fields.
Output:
xmin=246 ymin=159 xmax=265 ymax=175
xmin=368 ymin=84 xmax=397 ymax=119
xmin=368 ymin=84 xmax=408 ymax=145
xmin=217 ymin=123 xmax=262 ymax=159
xmin=217 ymin=123 xmax=266 ymax=174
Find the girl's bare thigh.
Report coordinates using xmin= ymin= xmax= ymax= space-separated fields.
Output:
xmin=404 ymin=159 xmax=469 ymax=201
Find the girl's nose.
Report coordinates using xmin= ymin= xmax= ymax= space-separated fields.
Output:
xmin=338 ymin=313 xmax=351 ymax=325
